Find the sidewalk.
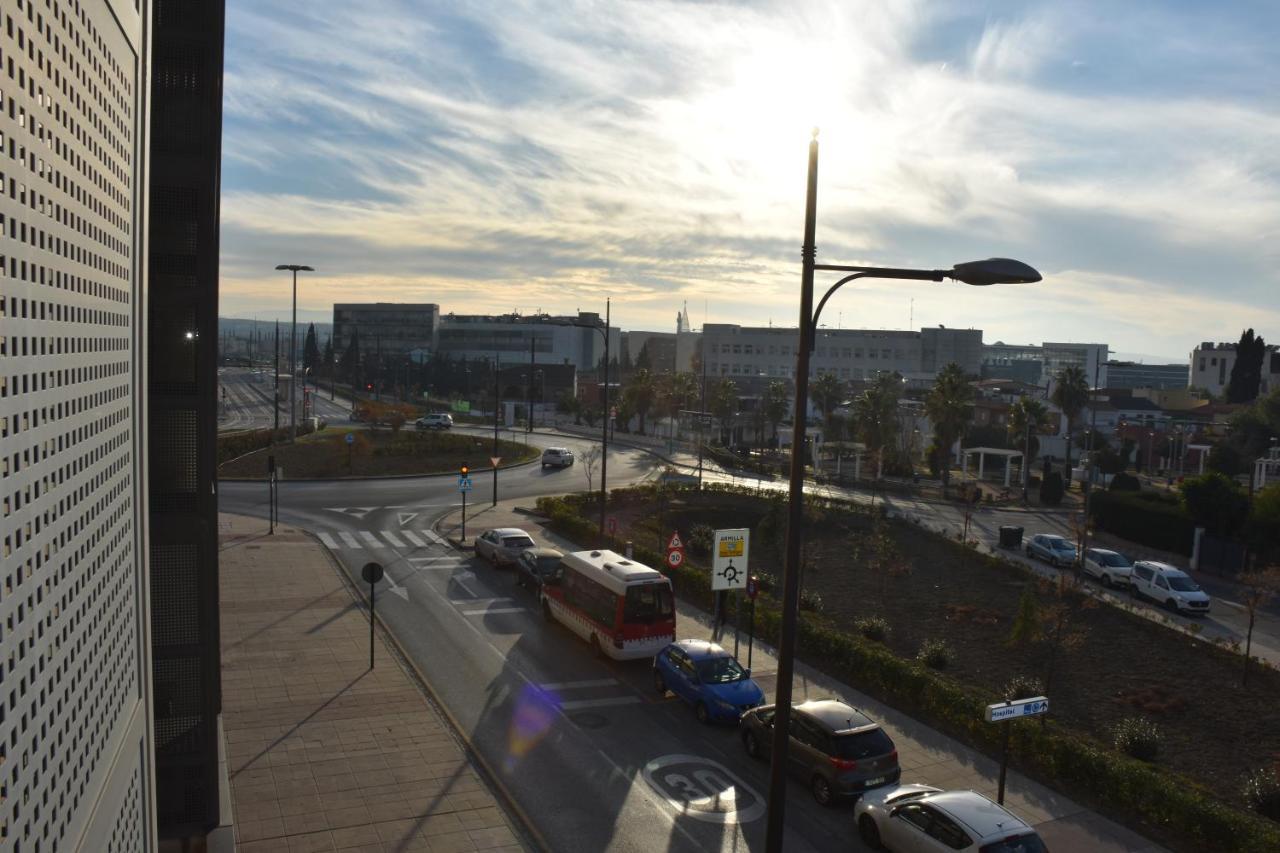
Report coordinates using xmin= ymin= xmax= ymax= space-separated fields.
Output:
xmin=438 ymin=500 xmax=1166 ymax=853
xmin=219 ymin=513 xmax=528 ymax=853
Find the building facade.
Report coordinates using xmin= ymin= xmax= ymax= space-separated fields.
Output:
xmin=436 ymin=312 xmax=618 ymax=372
xmin=1106 ymin=361 xmax=1188 ymax=390
xmin=981 ymin=341 xmax=1110 ymax=389
xmin=1 ymin=0 xmax=157 ymax=849
xmin=332 ymin=303 xmax=440 ymax=361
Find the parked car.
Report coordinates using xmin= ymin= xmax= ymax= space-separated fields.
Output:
xmin=1130 ymin=560 xmax=1211 ymax=615
xmin=474 ymin=528 xmax=536 ymax=567
xmin=515 ymin=547 xmax=563 ymax=590
xmin=1025 ymin=534 xmax=1077 ymax=568
xmin=855 ymin=786 xmax=1048 ymax=852
xmin=652 ymin=640 xmax=764 ymax=724
xmin=415 ymin=412 xmax=453 ymax=430
xmin=740 ymin=699 xmax=900 ymax=806
xmin=541 ymin=447 xmax=575 ymax=468
xmin=1081 ymin=548 xmax=1134 ymax=588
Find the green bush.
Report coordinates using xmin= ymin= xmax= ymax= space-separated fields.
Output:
xmin=1242 ymin=767 xmax=1280 ymax=821
xmin=216 ymin=420 xmax=322 ymax=465
xmin=1112 ymin=717 xmax=1161 ymax=762
xmin=917 ymin=638 xmax=953 ymax=669
xmin=1039 ymin=471 xmax=1064 ymax=505
xmin=855 ymin=615 xmax=890 ymax=642
xmin=1001 ymin=674 xmax=1043 ymax=701
xmin=688 ymin=523 xmax=715 ymax=556
xmin=1109 ymin=472 xmax=1141 ymax=492
xmin=1090 ymin=490 xmax=1196 ymax=555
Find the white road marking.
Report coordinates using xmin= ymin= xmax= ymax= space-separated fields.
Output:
xmin=360 ymin=531 xmax=381 ymax=547
xmin=339 ymin=532 xmax=362 ymax=549
xmin=421 ymin=529 xmax=447 ymax=545
xmin=408 ymin=556 xmax=468 ymax=566
xmin=559 ymin=696 xmax=642 ymax=711
xmin=380 ymin=530 xmax=406 ymax=548
xmin=461 ymin=606 xmax=527 ymax=616
xmin=317 ymin=532 xmax=339 ymax=549
xmin=401 ymin=531 xmax=425 ymax=547
xmin=538 ymin=678 xmax=619 ymax=691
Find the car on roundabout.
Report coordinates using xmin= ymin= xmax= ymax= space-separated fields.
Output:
xmin=415 ymin=412 xmax=453 ymax=430
xmin=474 ymin=528 xmax=536 ymax=567
xmin=541 ymin=447 xmax=575 ymax=468
xmin=652 ymin=639 xmax=764 ymax=724
xmin=854 ymin=785 xmax=1048 ymax=852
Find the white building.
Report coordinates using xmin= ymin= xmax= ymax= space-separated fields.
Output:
xmin=982 ymin=341 xmax=1110 ymax=390
xmin=437 ymin=312 xmax=621 ymax=372
xmin=1189 ymin=341 xmax=1280 ymax=397
xmin=1 ymin=1 xmax=157 ymax=846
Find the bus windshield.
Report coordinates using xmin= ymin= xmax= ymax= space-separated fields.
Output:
xmin=623 ymin=584 xmax=674 ymax=624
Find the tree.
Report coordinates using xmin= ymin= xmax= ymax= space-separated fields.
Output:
xmin=1007 ymin=585 xmax=1041 ymax=646
xmin=634 ymin=342 xmax=652 ymax=372
xmin=1039 ymin=574 xmax=1096 ymax=700
xmin=1238 ymin=568 xmax=1280 ymax=686
xmin=625 ymin=369 xmax=655 ymax=434
xmin=302 ymin=323 xmax=320 ymax=374
xmin=658 ymin=372 xmax=698 ymax=436
xmin=1226 ymin=328 xmax=1267 ymax=403
xmin=924 ymin=363 xmax=975 ymax=495
xmin=339 ymin=328 xmax=362 ymax=386
xmin=1008 ymin=397 xmax=1050 ymax=487
xmin=856 ymin=373 xmax=901 ymax=481
xmin=709 ymin=379 xmax=738 ymax=444
xmin=811 ymin=371 xmax=845 ymax=432
xmin=580 ymin=445 xmax=603 ymax=493
xmin=1051 ymin=366 xmax=1090 ymax=478
xmin=762 ymin=381 xmax=790 ymax=445
xmin=1180 ymin=472 xmax=1249 ymax=538
xmin=321 ymin=335 xmax=334 ymax=378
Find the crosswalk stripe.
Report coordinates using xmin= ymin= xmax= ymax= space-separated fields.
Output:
xmin=461 ymin=607 xmax=527 ymax=616
xmin=380 ymin=530 xmax=405 ymax=548
xmin=560 ymin=696 xmax=642 ymax=711
xmin=421 ymin=529 xmax=446 ymax=545
xmin=339 ymin=532 xmax=362 ymax=549
xmin=401 ymin=531 xmax=425 ymax=547
xmin=318 ymin=532 xmax=339 ymax=549
xmin=360 ymin=531 xmax=381 ymax=547
xmin=538 ymin=678 xmax=619 ymax=691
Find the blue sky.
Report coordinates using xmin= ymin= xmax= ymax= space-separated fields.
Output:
xmin=220 ymin=0 xmax=1280 ymax=361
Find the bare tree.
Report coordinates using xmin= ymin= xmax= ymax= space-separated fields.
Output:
xmin=1239 ymin=567 xmax=1280 ymax=686
xmin=580 ymin=444 xmax=603 ymax=493
xmin=1040 ymin=573 xmax=1096 ymax=703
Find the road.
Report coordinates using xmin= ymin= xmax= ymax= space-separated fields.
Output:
xmin=217 ymin=366 xmax=354 ymax=431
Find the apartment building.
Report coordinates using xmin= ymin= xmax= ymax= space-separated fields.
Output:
xmin=1189 ymin=341 xmax=1280 ymax=397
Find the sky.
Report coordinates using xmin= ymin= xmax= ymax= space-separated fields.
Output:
xmin=219 ymin=0 xmax=1280 ymax=363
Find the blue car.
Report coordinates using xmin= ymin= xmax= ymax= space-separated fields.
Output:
xmin=652 ymin=639 xmax=765 ymax=724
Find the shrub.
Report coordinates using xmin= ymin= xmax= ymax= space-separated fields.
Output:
xmin=1109 ymin=472 xmax=1141 ymax=492
xmin=917 ymin=638 xmax=953 ymax=670
xmin=1243 ymin=767 xmax=1280 ymax=820
xmin=1090 ymin=490 xmax=1196 ymax=555
xmin=799 ymin=588 xmax=824 ymax=613
xmin=1039 ymin=471 xmax=1064 ymax=505
xmin=688 ymin=523 xmax=715 ymax=556
xmin=855 ymin=615 xmax=890 ymax=642
xmin=1112 ymin=717 xmax=1161 ymax=762
xmin=1001 ymin=674 xmax=1044 ymax=701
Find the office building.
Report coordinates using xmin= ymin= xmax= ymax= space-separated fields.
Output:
xmin=1 ymin=0 xmax=156 ymax=848
xmin=436 ymin=312 xmax=618 ymax=372
xmin=332 ymin=302 xmax=440 ymax=361
xmin=981 ymin=341 xmax=1110 ymax=389
xmin=1106 ymin=361 xmax=1188 ymax=390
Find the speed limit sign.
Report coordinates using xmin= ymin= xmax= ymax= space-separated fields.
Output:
xmin=666 ymin=549 xmax=684 ymax=569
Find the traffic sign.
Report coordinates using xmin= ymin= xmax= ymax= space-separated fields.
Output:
xmin=666 ymin=531 xmax=684 ymax=551
xmin=490 ymin=456 xmax=502 ymax=467
xmin=361 ymin=562 xmax=384 ymax=584
xmin=666 ymin=550 xmax=684 ymax=569
xmin=985 ymin=696 xmax=1049 ymax=723
xmin=458 ymin=477 xmax=473 ymax=493
xmin=607 ymin=516 xmax=618 ymax=535
xmin=712 ymin=528 xmax=749 ymax=591
xmin=345 ymin=432 xmax=355 ymax=445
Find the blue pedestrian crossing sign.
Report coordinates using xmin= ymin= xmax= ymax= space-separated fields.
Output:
xmin=458 ymin=477 xmax=473 ymax=493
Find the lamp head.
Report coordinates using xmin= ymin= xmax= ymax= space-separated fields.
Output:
xmin=275 ymin=264 xmax=316 ymax=272
xmin=949 ymin=258 xmax=1041 ymax=286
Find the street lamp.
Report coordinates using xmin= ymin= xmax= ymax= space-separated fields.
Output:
xmin=275 ymin=263 xmax=315 ymax=442
xmin=765 ymin=132 xmax=1041 ymax=853
xmin=553 ymin=301 xmax=612 ymax=539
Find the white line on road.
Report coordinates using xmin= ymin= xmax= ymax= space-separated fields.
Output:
xmin=538 ymin=678 xmax=619 ymax=691
xmin=339 ymin=532 xmax=362 ymax=549
xmin=421 ymin=529 xmax=447 ymax=545
xmin=559 ymin=696 xmax=642 ymax=711
xmin=317 ymin=532 xmax=339 ymax=549
xmin=408 ymin=556 xmax=468 ymax=565
xmin=401 ymin=531 xmax=425 ymax=547
xmin=360 ymin=531 xmax=381 ymax=547
xmin=461 ymin=606 xmax=527 ymax=616
xmin=380 ymin=530 xmax=406 ymax=548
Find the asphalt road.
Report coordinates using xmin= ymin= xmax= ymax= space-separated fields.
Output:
xmin=217 ymin=366 xmax=354 ymax=431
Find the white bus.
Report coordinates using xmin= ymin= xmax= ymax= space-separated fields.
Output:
xmin=541 ymin=549 xmax=676 ymax=660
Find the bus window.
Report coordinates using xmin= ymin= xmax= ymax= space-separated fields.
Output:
xmin=624 ymin=584 xmax=673 ymax=624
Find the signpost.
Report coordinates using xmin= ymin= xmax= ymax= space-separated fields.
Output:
xmin=361 ymin=561 xmax=385 ymax=669
xmin=267 ymin=454 xmax=276 ymax=535
xmin=345 ymin=431 xmax=355 ymax=473
xmin=745 ymin=575 xmax=759 ymax=669
xmin=458 ymin=466 xmax=472 ymax=542
xmin=665 ymin=531 xmax=685 ymax=571
xmin=607 ymin=516 xmax=618 ymax=536
xmin=985 ymin=695 xmax=1049 ymax=804
xmin=711 ymin=529 xmax=749 ymax=645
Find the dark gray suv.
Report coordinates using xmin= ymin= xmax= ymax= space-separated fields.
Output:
xmin=740 ymin=699 xmax=900 ymax=806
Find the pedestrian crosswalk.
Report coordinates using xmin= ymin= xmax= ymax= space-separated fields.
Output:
xmin=315 ymin=528 xmax=451 ymax=551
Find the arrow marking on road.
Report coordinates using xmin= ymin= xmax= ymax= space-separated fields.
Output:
xmin=382 ymin=570 xmax=410 ymax=601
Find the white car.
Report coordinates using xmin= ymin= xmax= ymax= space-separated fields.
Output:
xmin=1081 ymin=548 xmax=1134 ymax=588
xmin=415 ymin=413 xmax=453 ymax=430
xmin=541 ymin=447 xmax=574 ymax=468
xmin=855 ymin=785 xmax=1048 ymax=853
xmin=1130 ymin=561 xmax=1211 ymax=615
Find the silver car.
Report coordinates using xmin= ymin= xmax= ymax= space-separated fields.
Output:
xmin=541 ymin=447 xmax=575 ymax=468
xmin=856 ymin=786 xmax=1048 ymax=852
xmin=1081 ymin=548 xmax=1134 ymax=588
xmin=474 ymin=527 xmax=536 ymax=567
xmin=1025 ymin=533 xmax=1077 ymax=568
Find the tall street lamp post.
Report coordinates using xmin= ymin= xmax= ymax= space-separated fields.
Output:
xmin=555 ymin=300 xmax=611 ymax=539
xmin=764 ymin=132 xmax=1042 ymax=853
xmin=275 ymin=263 xmax=314 ymax=442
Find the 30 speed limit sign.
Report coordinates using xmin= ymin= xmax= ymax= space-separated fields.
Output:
xmin=666 ymin=549 xmax=684 ymax=569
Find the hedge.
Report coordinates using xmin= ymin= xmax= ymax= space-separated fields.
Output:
xmin=1090 ymin=490 xmax=1196 ymax=555
xmin=216 ymin=420 xmax=322 ymax=465
xmin=536 ymin=491 xmax=1280 ymax=853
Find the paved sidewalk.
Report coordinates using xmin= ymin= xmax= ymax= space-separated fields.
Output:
xmin=439 ymin=500 xmax=1166 ymax=853
xmin=219 ymin=513 xmax=528 ymax=853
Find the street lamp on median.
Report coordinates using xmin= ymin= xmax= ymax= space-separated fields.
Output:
xmin=275 ymin=263 xmax=315 ymax=442
xmin=764 ymin=132 xmax=1041 ymax=853
xmin=552 ymin=301 xmax=612 ymax=540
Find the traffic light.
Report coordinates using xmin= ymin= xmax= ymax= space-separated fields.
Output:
xmin=460 ymin=465 xmax=469 ymax=477
xmin=366 ymin=383 xmax=373 ymax=391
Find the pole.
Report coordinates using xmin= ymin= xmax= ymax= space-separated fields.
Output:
xmin=289 ymin=268 xmax=298 ymax=442
xmin=1080 ymin=360 xmax=1101 ymax=563
xmin=273 ymin=321 xmax=280 ymax=434
xmin=493 ymin=358 xmax=500 ymax=507
xmin=766 ymin=133 xmax=819 ymax=853
xmin=600 ymin=299 xmax=610 ymax=540
xmin=733 ymin=592 xmax=741 ymax=659
xmin=461 ymin=489 xmax=468 ymax=543
xmin=528 ymin=336 xmax=535 ymax=433
xmin=375 ymin=335 xmax=382 ymax=401
xmin=698 ymin=341 xmax=707 ymax=489
xmin=997 ymin=721 xmax=1011 ymax=805
xmin=369 ymin=578 xmax=376 ymax=670
xmin=1022 ymin=419 xmax=1032 ymax=504
xmin=747 ymin=598 xmax=756 ymax=671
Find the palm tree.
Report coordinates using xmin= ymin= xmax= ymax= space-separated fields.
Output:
xmin=925 ymin=363 xmax=975 ymax=495
xmin=1008 ymin=396 xmax=1050 ymax=497
xmin=1051 ymin=366 xmax=1090 ymax=477
xmin=811 ymin=371 xmax=845 ymax=433
xmin=659 ymin=372 xmax=698 ymax=437
xmin=763 ymin=381 xmax=791 ymax=447
xmin=709 ymin=378 xmax=739 ymax=445
xmin=626 ymin=368 xmax=656 ymax=434
xmin=856 ymin=373 xmax=902 ymax=480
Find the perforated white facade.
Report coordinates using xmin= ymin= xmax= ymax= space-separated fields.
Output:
xmin=0 ymin=0 xmax=154 ymax=850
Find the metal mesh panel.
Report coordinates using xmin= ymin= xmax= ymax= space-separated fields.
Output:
xmin=150 ymin=409 xmax=199 ymax=514
xmin=150 ymin=308 xmax=200 ymax=393
xmin=153 ymin=656 xmax=207 ymax=755
xmin=150 ymin=543 xmax=201 ymax=645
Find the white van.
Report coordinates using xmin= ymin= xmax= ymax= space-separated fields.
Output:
xmin=541 ymin=550 xmax=676 ymax=660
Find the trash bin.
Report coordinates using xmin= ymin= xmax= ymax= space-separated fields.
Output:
xmin=998 ymin=525 xmax=1023 ymax=549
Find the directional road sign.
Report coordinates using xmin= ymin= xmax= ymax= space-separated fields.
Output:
xmin=345 ymin=432 xmax=355 ymax=445
xmin=711 ymin=528 xmax=749 ymax=591
xmin=985 ymin=695 xmax=1049 ymax=723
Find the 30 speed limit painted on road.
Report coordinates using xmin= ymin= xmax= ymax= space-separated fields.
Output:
xmin=641 ymin=754 xmax=765 ymax=824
